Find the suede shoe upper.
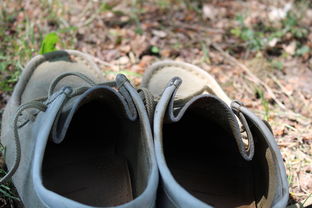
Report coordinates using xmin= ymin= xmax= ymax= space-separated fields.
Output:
xmin=0 ymin=50 xmax=158 ymax=208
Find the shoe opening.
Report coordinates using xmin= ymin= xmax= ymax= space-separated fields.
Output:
xmin=42 ymin=88 xmax=150 ymax=207
xmin=163 ymin=104 xmax=273 ymax=208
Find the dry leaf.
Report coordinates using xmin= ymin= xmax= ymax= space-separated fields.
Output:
xmin=152 ymin=30 xmax=167 ymax=38
xmin=268 ymin=3 xmax=292 ymax=21
xmin=202 ymin=4 xmax=217 ymax=20
xmin=283 ymin=41 xmax=297 ymax=55
xmin=268 ymin=38 xmax=279 ymax=47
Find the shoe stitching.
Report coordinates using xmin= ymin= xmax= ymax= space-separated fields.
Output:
xmin=17 ymin=50 xmax=104 ymax=105
xmin=145 ymin=62 xmax=211 ymax=100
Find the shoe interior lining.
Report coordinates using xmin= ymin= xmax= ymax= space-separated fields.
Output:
xmin=42 ymin=93 xmax=149 ymax=207
xmin=163 ymin=108 xmax=270 ymax=208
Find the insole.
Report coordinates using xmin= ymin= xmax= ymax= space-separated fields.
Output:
xmin=163 ymin=112 xmax=257 ymax=208
xmin=42 ymin=99 xmax=135 ymax=206
xmin=167 ymin=157 xmax=256 ymax=208
xmin=42 ymin=143 xmax=133 ymax=206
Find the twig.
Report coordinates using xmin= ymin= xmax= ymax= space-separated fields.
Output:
xmin=208 ymin=41 xmax=287 ymax=110
xmin=91 ymin=57 xmax=117 ymax=69
xmin=269 ymin=74 xmax=292 ymax=97
xmin=78 ymin=14 xmax=98 ymax=28
xmin=270 ymin=110 xmax=311 ymax=126
xmin=167 ymin=22 xmax=224 ymax=34
xmin=284 ymin=124 xmax=297 ymax=132
xmin=73 ymin=52 xmax=115 ymax=69
xmin=297 ymin=90 xmax=310 ymax=109
xmin=77 ymin=1 xmax=93 ymax=19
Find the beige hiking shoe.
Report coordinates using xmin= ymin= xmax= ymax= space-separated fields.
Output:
xmin=142 ymin=60 xmax=288 ymax=208
xmin=0 ymin=50 xmax=158 ymax=208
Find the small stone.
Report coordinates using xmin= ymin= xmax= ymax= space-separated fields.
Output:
xmin=117 ymin=56 xmax=130 ymax=65
xmin=152 ymin=30 xmax=167 ymax=38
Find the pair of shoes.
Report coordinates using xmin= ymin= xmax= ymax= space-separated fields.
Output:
xmin=0 ymin=50 xmax=288 ymax=208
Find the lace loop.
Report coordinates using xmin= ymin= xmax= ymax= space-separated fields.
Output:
xmin=0 ymin=102 xmax=47 ymax=184
xmin=48 ymin=72 xmax=96 ymax=97
xmin=138 ymin=88 xmax=155 ymax=123
xmin=231 ymin=100 xmax=255 ymax=161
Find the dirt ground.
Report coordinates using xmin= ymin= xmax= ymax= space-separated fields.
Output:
xmin=0 ymin=0 xmax=311 ymax=207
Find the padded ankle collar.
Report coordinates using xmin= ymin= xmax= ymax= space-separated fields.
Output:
xmin=51 ymin=86 xmax=138 ymax=144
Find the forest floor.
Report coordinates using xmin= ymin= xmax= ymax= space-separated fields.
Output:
xmin=0 ymin=0 xmax=311 ymax=207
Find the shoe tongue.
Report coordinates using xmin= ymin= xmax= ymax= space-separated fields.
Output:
xmin=142 ymin=61 xmax=232 ymax=106
xmin=50 ymin=86 xmax=137 ymax=144
xmin=142 ymin=61 xmax=207 ymax=103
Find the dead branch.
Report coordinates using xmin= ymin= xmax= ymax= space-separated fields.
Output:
xmin=208 ymin=41 xmax=287 ymax=110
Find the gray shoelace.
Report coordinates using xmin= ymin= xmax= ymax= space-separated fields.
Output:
xmin=138 ymin=88 xmax=155 ymax=123
xmin=231 ymin=100 xmax=255 ymax=161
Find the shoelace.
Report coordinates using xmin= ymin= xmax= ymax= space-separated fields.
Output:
xmin=138 ymin=88 xmax=155 ymax=123
xmin=0 ymin=72 xmax=117 ymax=184
xmin=231 ymin=100 xmax=254 ymax=161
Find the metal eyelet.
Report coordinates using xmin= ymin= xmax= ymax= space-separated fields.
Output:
xmin=62 ymin=86 xmax=73 ymax=96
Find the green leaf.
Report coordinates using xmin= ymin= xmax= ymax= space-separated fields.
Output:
xmin=100 ymin=2 xmax=113 ymax=11
xmin=291 ymin=27 xmax=308 ymax=39
xmin=235 ymin=15 xmax=245 ymax=26
xmin=283 ymin=14 xmax=298 ymax=28
xmin=135 ymin=26 xmax=143 ymax=35
xmin=241 ymin=28 xmax=254 ymax=41
xmin=271 ymin=61 xmax=283 ymax=70
xmin=39 ymin=32 xmax=59 ymax=54
xmin=151 ymin=46 xmax=160 ymax=54
xmin=295 ymin=45 xmax=310 ymax=56
xmin=230 ymin=28 xmax=241 ymax=37
xmin=270 ymin=30 xmax=285 ymax=39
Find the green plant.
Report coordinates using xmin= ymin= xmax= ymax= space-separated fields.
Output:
xmin=288 ymin=173 xmax=294 ymax=187
xmin=100 ymin=2 xmax=114 ymax=12
xmin=283 ymin=13 xmax=308 ymax=39
xmin=130 ymin=0 xmax=144 ymax=35
xmin=182 ymin=0 xmax=203 ymax=16
xmin=157 ymin=0 xmax=171 ymax=8
xmin=271 ymin=60 xmax=283 ymax=71
xmin=0 ymin=10 xmax=23 ymax=93
xmin=150 ymin=46 xmax=160 ymax=54
xmin=0 ymin=69 xmax=21 ymax=92
xmin=0 ymin=145 xmax=19 ymax=201
xmin=295 ymin=45 xmax=310 ymax=56
xmin=39 ymin=32 xmax=59 ymax=54
xmin=256 ymin=88 xmax=270 ymax=121
xmin=0 ymin=0 xmax=77 ymax=93
xmin=200 ymin=41 xmax=211 ymax=64
xmin=230 ymin=15 xmax=266 ymax=51
xmin=230 ymin=13 xmax=310 ymax=54
xmin=0 ymin=183 xmax=19 ymax=201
